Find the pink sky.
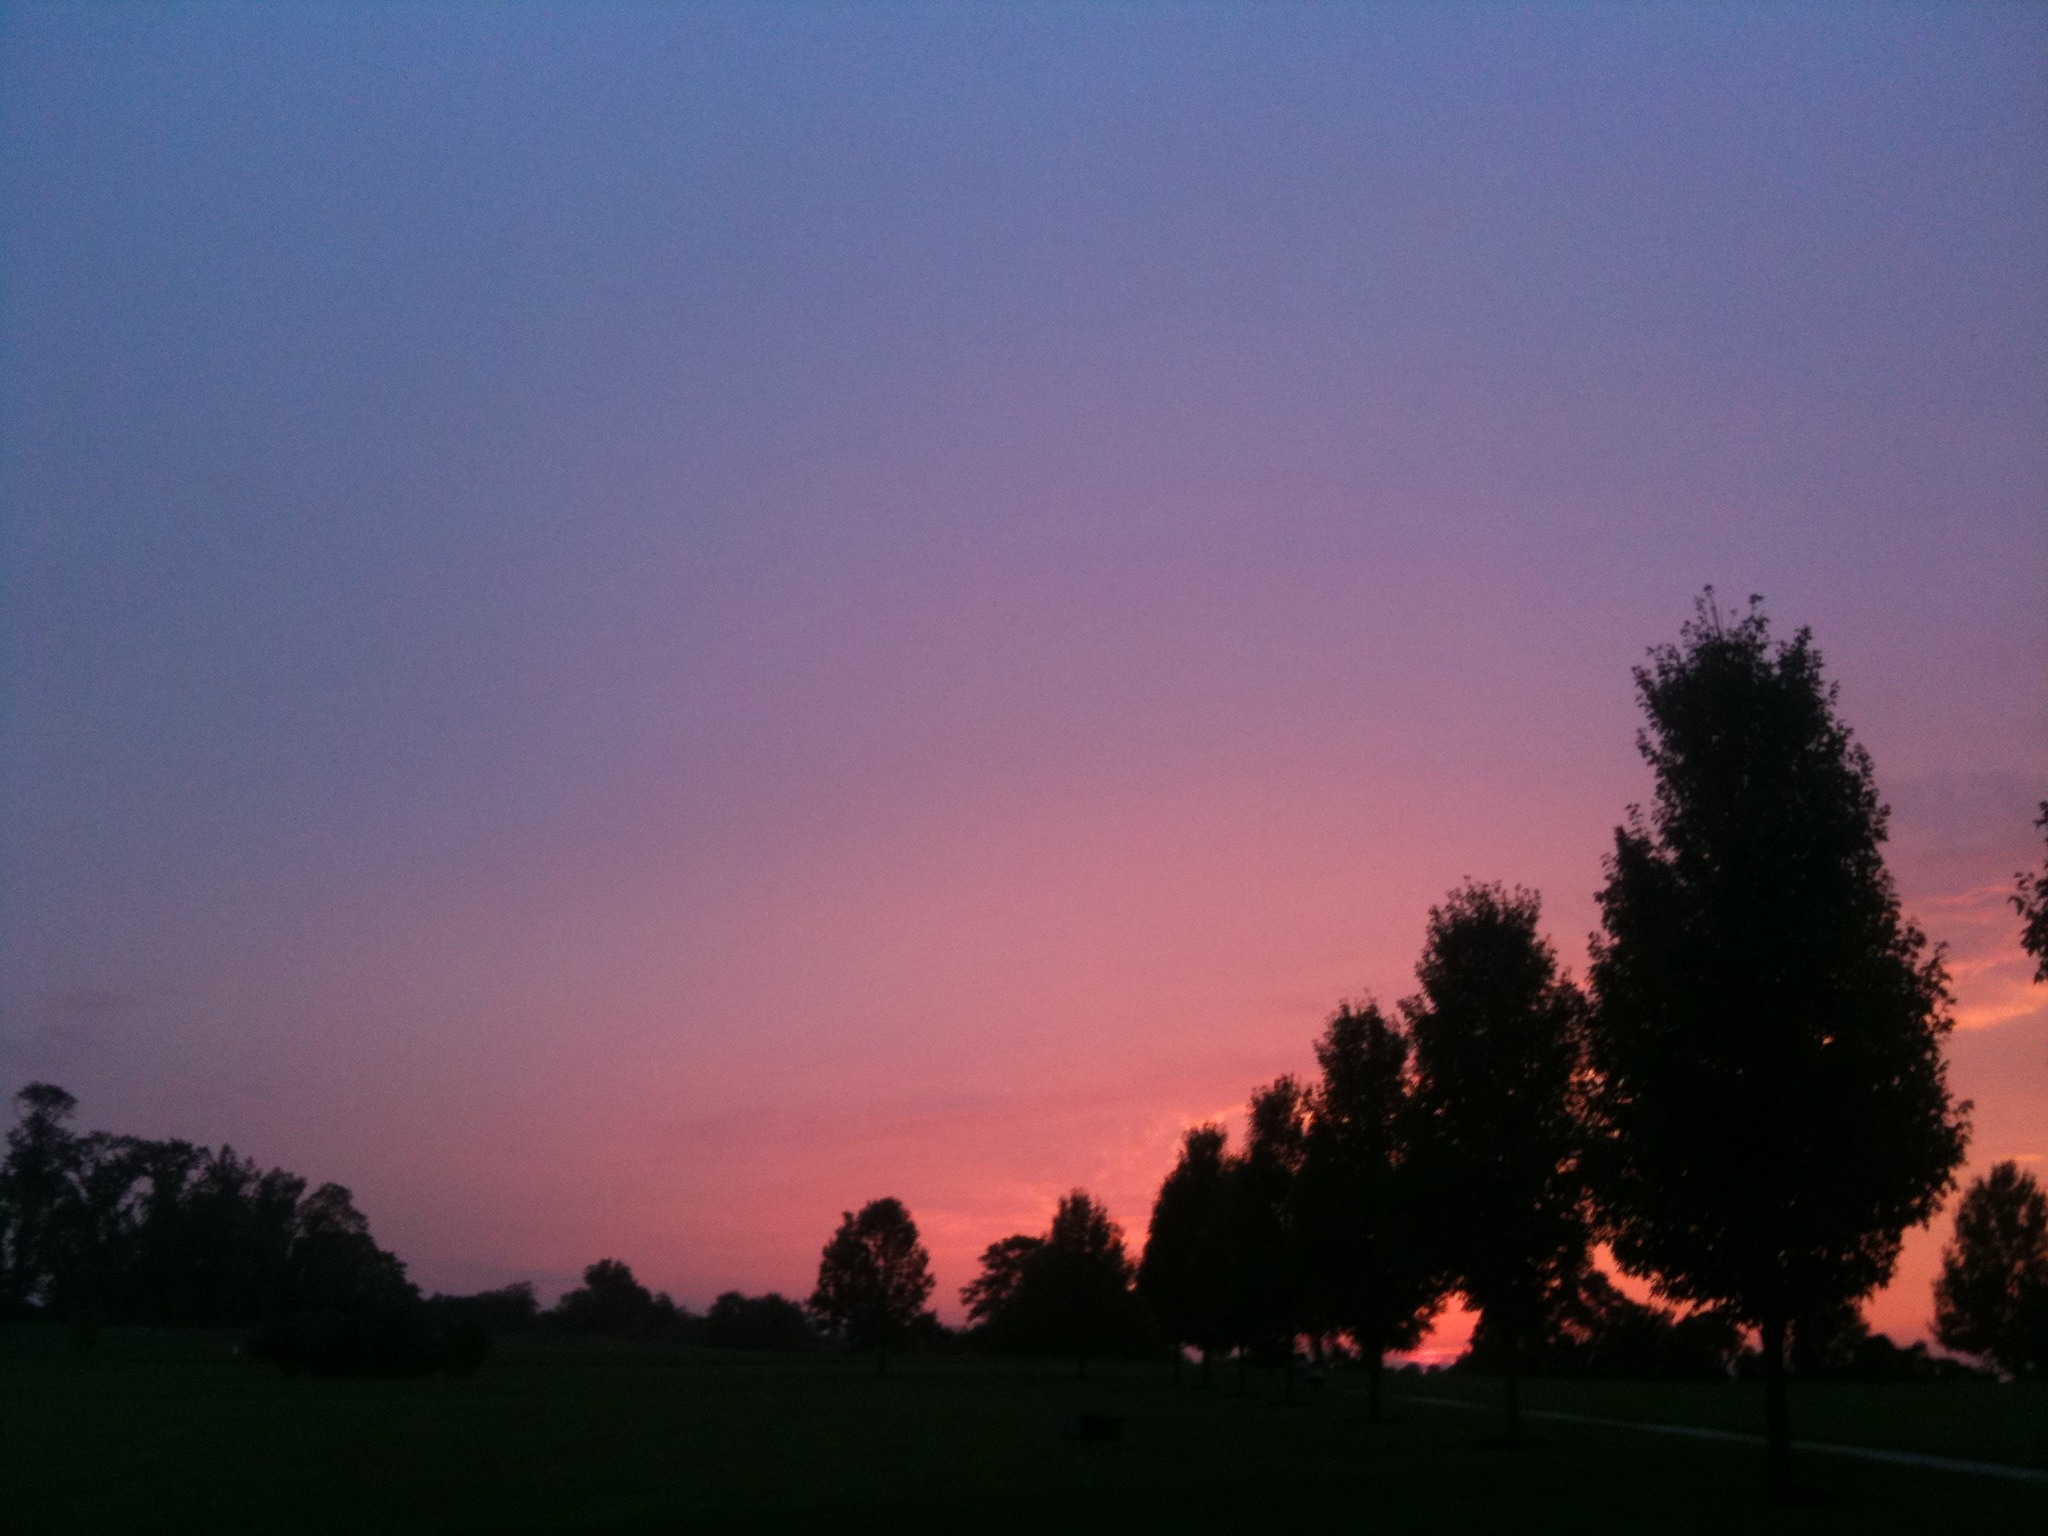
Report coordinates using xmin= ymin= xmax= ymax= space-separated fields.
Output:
xmin=3 ymin=6 xmax=2043 ymax=1355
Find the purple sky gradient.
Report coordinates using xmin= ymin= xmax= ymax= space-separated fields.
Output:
xmin=3 ymin=3 xmax=2043 ymax=1343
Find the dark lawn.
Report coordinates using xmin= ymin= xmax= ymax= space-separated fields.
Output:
xmin=5 ymin=1328 xmax=2042 ymax=1534
xmin=1400 ymin=1369 xmax=2048 ymax=1470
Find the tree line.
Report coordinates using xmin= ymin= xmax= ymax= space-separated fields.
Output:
xmin=3 ymin=596 xmax=2044 ymax=1483
xmin=0 ymin=1083 xmax=413 ymax=1330
xmin=0 ymin=1084 xmax=837 ymax=1371
xmin=790 ymin=595 xmax=2048 ymax=1495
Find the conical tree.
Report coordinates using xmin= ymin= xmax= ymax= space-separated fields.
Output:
xmin=1138 ymin=1124 xmax=1230 ymax=1380
xmin=1404 ymin=884 xmax=1591 ymax=1441
xmin=1586 ymin=594 xmax=1968 ymax=1494
xmin=1298 ymin=1001 xmax=1444 ymax=1419
xmin=1037 ymin=1189 xmax=1144 ymax=1378
xmin=0 ymin=1084 xmax=84 ymax=1310
xmin=1225 ymin=1078 xmax=1311 ymax=1389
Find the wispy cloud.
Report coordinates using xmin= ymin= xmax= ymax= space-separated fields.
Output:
xmin=1910 ymin=883 xmax=2043 ymax=1030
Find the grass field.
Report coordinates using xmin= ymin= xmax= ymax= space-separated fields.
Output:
xmin=6 ymin=1328 xmax=2042 ymax=1533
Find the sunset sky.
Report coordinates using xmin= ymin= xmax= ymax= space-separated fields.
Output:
xmin=3 ymin=4 xmax=2043 ymax=1350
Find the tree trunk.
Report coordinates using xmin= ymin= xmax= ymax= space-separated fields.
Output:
xmin=876 ymin=1341 xmax=888 ymax=1377
xmin=1761 ymin=1311 xmax=1792 ymax=1498
xmin=1172 ymin=1346 xmax=1183 ymax=1387
xmin=1200 ymin=1347 xmax=1212 ymax=1389
xmin=1077 ymin=1350 xmax=1088 ymax=1381
xmin=1236 ymin=1348 xmax=1248 ymax=1396
xmin=1367 ymin=1344 xmax=1383 ymax=1422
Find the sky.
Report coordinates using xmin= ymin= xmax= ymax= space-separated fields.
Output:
xmin=2 ymin=2 xmax=2043 ymax=1348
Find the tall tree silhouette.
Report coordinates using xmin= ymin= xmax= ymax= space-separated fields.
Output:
xmin=1037 ymin=1191 xmax=1144 ymax=1377
xmin=962 ymin=1191 xmax=1146 ymax=1375
xmin=808 ymin=1197 xmax=934 ymax=1374
xmin=2015 ymin=801 xmax=2048 ymax=982
xmin=1934 ymin=1161 xmax=2048 ymax=1380
xmin=0 ymin=1085 xmax=84 ymax=1312
xmin=1404 ymin=883 xmax=1590 ymax=1441
xmin=1138 ymin=1124 xmax=1229 ymax=1382
xmin=1298 ymin=1002 xmax=1444 ymax=1419
xmin=1586 ymin=595 xmax=1968 ymax=1494
xmin=1209 ymin=1078 xmax=1310 ymax=1392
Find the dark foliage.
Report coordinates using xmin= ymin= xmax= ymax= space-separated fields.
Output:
xmin=1298 ymin=1002 xmax=1444 ymax=1414
xmin=903 ymin=1309 xmax=962 ymax=1352
xmin=1137 ymin=1012 xmax=1451 ymax=1405
xmin=1458 ymin=1267 xmax=1739 ymax=1381
xmin=1796 ymin=1331 xmax=1986 ymax=1382
xmin=548 ymin=1259 xmax=692 ymax=1337
xmin=1033 ymin=1191 xmax=1149 ymax=1370
xmin=808 ymin=1197 xmax=935 ymax=1370
xmin=701 ymin=1290 xmax=817 ymax=1351
xmin=2016 ymin=802 xmax=2048 ymax=983
xmin=0 ymin=1085 xmax=414 ymax=1328
xmin=426 ymin=1281 xmax=541 ymax=1335
xmin=1404 ymin=883 xmax=1592 ymax=1435
xmin=1586 ymin=594 xmax=1969 ymax=1489
xmin=1136 ymin=1124 xmax=1230 ymax=1368
xmin=961 ymin=1234 xmax=1044 ymax=1335
xmin=1217 ymin=1079 xmax=1311 ymax=1369
xmin=1725 ymin=1298 xmax=1988 ymax=1382
xmin=0 ymin=1084 xmax=80 ymax=1316
xmin=1934 ymin=1160 xmax=2048 ymax=1379
xmin=962 ymin=1190 xmax=1149 ymax=1372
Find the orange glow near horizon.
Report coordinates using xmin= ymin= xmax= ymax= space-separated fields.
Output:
xmin=219 ymin=767 xmax=2040 ymax=1353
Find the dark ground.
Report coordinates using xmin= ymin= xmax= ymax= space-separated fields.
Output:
xmin=5 ymin=1328 xmax=2042 ymax=1533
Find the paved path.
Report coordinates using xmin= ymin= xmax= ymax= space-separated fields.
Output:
xmin=1397 ymin=1392 xmax=2048 ymax=1485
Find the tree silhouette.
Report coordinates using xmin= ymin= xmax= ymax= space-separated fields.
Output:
xmin=1460 ymin=1260 xmax=1740 ymax=1381
xmin=1404 ymin=883 xmax=1591 ymax=1441
xmin=961 ymin=1233 xmax=1044 ymax=1338
xmin=550 ymin=1259 xmax=678 ymax=1336
xmin=1229 ymin=1078 xmax=1311 ymax=1388
xmin=1934 ymin=1161 xmax=2048 ymax=1380
xmin=1035 ymin=1190 xmax=1144 ymax=1377
xmin=1586 ymin=595 xmax=1968 ymax=1494
xmin=2015 ymin=802 xmax=2048 ymax=982
xmin=1137 ymin=1124 xmax=1229 ymax=1381
xmin=808 ymin=1197 xmax=934 ymax=1374
xmin=0 ymin=1084 xmax=83 ymax=1312
xmin=961 ymin=1191 xmax=1146 ymax=1375
xmin=0 ymin=1086 xmax=492 ymax=1376
xmin=1298 ymin=1002 xmax=1444 ymax=1418
xmin=426 ymin=1281 xmax=539 ymax=1335
xmin=0 ymin=1085 xmax=416 ymax=1331
xmin=1159 ymin=1080 xmax=1317 ymax=1396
